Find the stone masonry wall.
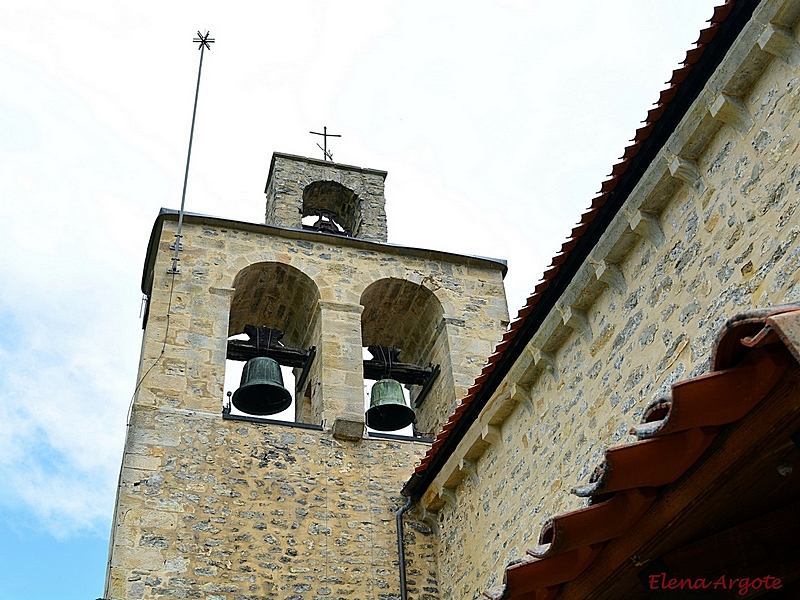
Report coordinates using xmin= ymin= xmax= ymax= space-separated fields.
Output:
xmin=265 ymin=154 xmax=389 ymax=243
xmin=429 ymin=8 xmax=800 ymax=598
xmin=109 ymin=196 xmax=509 ymax=597
xmin=136 ymin=218 xmax=507 ymax=432
xmin=107 ymin=409 xmax=438 ymax=600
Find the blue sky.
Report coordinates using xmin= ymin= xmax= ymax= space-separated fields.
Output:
xmin=0 ymin=1 xmax=720 ymax=597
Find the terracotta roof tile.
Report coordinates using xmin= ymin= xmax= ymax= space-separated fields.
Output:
xmin=527 ymin=488 xmax=656 ymax=559
xmin=684 ymin=46 xmax=706 ymax=64
xmin=542 ymin=266 xmax=559 ymax=280
xmin=484 ymin=303 xmax=800 ymax=600
xmin=658 ymin=85 xmax=680 ymax=104
xmin=646 ymin=105 xmax=667 ymax=122
xmin=670 ymin=65 xmax=692 ymax=84
xmin=512 ymin=311 xmax=530 ymax=323
xmin=713 ymin=2 xmax=734 ymax=19
xmin=610 ymin=162 xmax=629 ymax=177
xmin=697 ymin=25 xmax=719 ymax=45
xmin=600 ymin=177 xmax=618 ymax=193
xmin=571 ymin=427 xmax=719 ymax=497
xmin=634 ymin=123 xmax=655 ymax=139
xmin=571 ymin=222 xmax=591 ymax=237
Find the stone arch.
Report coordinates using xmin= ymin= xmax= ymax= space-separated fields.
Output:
xmin=264 ymin=154 xmax=387 ymax=242
xmin=361 ymin=278 xmax=442 ymax=360
xmin=229 ymin=262 xmax=320 ymax=348
xmin=301 ymin=180 xmax=360 ymax=236
xmin=360 ymin=278 xmax=455 ymax=435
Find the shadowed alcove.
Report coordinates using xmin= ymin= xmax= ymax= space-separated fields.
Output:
xmin=227 ymin=262 xmax=321 ymax=422
xmin=360 ymin=278 xmax=453 ymax=436
xmin=301 ymin=180 xmax=360 ymax=236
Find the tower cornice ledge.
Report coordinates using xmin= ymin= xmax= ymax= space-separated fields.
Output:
xmin=265 ymin=152 xmax=388 ymax=191
xmin=141 ymin=208 xmax=508 ymax=296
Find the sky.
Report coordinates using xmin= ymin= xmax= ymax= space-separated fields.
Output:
xmin=0 ymin=1 xmax=721 ymax=597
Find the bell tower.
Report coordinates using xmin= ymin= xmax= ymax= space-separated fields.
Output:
xmin=265 ymin=152 xmax=387 ymax=241
xmin=105 ymin=152 xmax=509 ymax=599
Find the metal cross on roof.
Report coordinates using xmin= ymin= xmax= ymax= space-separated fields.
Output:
xmin=193 ymin=30 xmax=215 ymax=50
xmin=310 ymin=126 xmax=341 ymax=162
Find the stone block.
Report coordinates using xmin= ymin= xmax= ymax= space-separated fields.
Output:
xmin=124 ymin=454 xmax=162 ymax=471
xmin=331 ymin=415 xmax=365 ymax=441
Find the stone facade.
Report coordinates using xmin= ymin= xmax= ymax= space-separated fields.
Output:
xmin=107 ymin=409 xmax=437 ymax=600
xmin=106 ymin=155 xmax=509 ymax=598
xmin=265 ymin=153 xmax=389 ymax=243
xmin=414 ymin=1 xmax=800 ymax=597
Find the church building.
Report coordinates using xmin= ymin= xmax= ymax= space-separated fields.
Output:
xmin=107 ymin=0 xmax=800 ymax=598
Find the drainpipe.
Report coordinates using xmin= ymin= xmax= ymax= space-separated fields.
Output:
xmin=395 ymin=495 xmax=414 ymax=600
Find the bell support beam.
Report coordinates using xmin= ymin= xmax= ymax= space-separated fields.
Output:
xmin=226 ymin=325 xmax=313 ymax=366
xmin=226 ymin=341 xmax=313 ymax=367
xmin=364 ymin=345 xmax=440 ymax=407
xmin=229 ymin=333 xmax=436 ymax=386
xmin=362 ymin=359 xmax=435 ymax=386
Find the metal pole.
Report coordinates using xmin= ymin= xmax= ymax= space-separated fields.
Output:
xmin=170 ymin=31 xmax=213 ymax=273
xmin=395 ymin=495 xmax=413 ymax=600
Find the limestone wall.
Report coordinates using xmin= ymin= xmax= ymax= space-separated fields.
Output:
xmin=109 ymin=203 xmax=509 ymax=597
xmin=106 ymin=410 xmax=438 ymax=600
xmin=265 ymin=153 xmax=389 ymax=243
xmin=136 ymin=217 xmax=508 ymax=434
xmin=424 ymin=3 xmax=800 ymax=597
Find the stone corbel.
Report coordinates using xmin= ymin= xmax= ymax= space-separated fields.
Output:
xmin=709 ymin=93 xmax=754 ymax=138
xmin=419 ymin=506 xmax=439 ymax=534
xmin=593 ymin=260 xmax=627 ymax=295
xmin=481 ymin=424 xmax=502 ymax=446
xmin=559 ymin=306 xmax=592 ymax=341
xmin=438 ymin=487 xmax=457 ymax=511
xmin=669 ymin=156 xmax=706 ymax=195
xmin=510 ymin=383 xmax=534 ymax=417
xmin=630 ymin=211 xmax=666 ymax=249
xmin=758 ymin=24 xmax=800 ymax=68
xmin=458 ymin=459 xmax=480 ymax=487
xmin=533 ymin=347 xmax=558 ymax=381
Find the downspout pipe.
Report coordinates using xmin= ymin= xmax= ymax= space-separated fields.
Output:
xmin=395 ymin=495 xmax=414 ymax=600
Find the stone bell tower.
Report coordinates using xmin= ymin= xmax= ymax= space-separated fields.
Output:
xmin=105 ymin=152 xmax=509 ymax=599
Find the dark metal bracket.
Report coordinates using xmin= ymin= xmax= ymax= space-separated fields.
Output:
xmin=227 ymin=335 xmax=439 ymax=408
xmin=413 ymin=364 xmax=441 ymax=408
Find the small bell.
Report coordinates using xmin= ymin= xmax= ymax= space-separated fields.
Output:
xmin=231 ymin=356 xmax=292 ymax=416
xmin=366 ymin=378 xmax=415 ymax=431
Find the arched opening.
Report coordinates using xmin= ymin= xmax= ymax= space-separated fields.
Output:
xmin=360 ymin=278 xmax=450 ymax=436
xmin=225 ymin=262 xmax=321 ymax=423
xmin=301 ymin=180 xmax=361 ymax=236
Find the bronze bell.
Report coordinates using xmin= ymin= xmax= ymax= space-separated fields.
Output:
xmin=231 ymin=356 xmax=292 ymax=416
xmin=366 ymin=378 xmax=415 ymax=431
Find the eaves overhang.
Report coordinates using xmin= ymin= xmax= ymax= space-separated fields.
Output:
xmin=264 ymin=152 xmax=388 ymax=194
